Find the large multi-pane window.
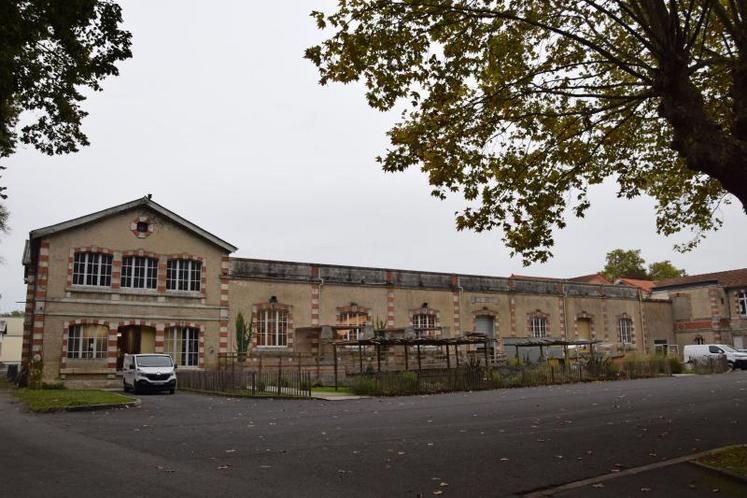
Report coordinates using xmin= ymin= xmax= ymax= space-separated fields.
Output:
xmin=164 ymin=326 xmax=199 ymax=366
xmin=67 ymin=324 xmax=108 ymax=359
xmin=338 ymin=311 xmax=368 ymax=341
xmin=530 ymin=316 xmax=547 ymax=338
xmin=72 ymin=252 xmax=112 ymax=287
xmin=121 ymin=256 xmax=158 ymax=289
xmin=166 ymin=259 xmax=201 ymax=292
xmin=412 ymin=313 xmax=437 ymax=338
xmin=618 ymin=318 xmax=633 ymax=344
xmin=257 ymin=308 xmax=288 ymax=346
xmin=738 ymin=291 xmax=747 ymax=316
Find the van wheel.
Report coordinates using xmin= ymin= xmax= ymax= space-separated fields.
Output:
xmin=132 ymin=383 xmax=139 ymax=395
xmin=122 ymin=380 xmax=129 ymax=392
xmin=728 ymin=361 xmax=735 ymax=371
xmin=169 ymin=388 xmax=175 ymax=395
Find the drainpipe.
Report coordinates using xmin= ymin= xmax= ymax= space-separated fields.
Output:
xmin=638 ymin=289 xmax=647 ymax=354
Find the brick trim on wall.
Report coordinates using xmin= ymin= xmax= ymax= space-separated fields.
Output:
xmin=130 ymin=214 xmax=155 ymax=239
xmin=386 ymin=271 xmax=395 ymax=328
xmin=708 ymin=287 xmax=722 ymax=342
xmin=31 ymin=240 xmax=51 ymax=359
xmin=219 ymin=256 xmax=230 ymax=355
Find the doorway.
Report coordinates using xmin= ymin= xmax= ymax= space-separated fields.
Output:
xmin=116 ymin=325 xmax=156 ymax=370
xmin=576 ymin=318 xmax=592 ymax=340
xmin=474 ymin=315 xmax=496 ymax=365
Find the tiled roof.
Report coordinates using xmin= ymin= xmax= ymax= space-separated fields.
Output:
xmin=568 ymin=273 xmax=612 ymax=285
xmin=654 ymin=268 xmax=747 ymax=289
xmin=616 ymin=278 xmax=654 ymax=293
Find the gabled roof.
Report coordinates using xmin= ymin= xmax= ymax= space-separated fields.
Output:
xmin=28 ymin=196 xmax=237 ymax=253
xmin=615 ymin=277 xmax=654 ymax=293
xmin=568 ymin=273 xmax=612 ymax=285
xmin=654 ymin=268 xmax=747 ymax=290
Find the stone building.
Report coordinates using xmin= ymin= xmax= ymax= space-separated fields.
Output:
xmin=651 ymin=270 xmax=747 ymax=352
xmin=21 ymin=197 xmax=683 ymax=386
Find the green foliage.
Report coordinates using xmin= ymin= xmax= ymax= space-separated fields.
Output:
xmin=602 ymin=249 xmax=686 ymax=281
xmin=13 ymin=388 xmax=133 ymax=412
xmin=602 ymin=249 xmax=647 ymax=280
xmin=349 ymin=376 xmax=377 ymax=396
xmin=668 ymin=357 xmax=684 ymax=374
xmin=0 ymin=0 xmax=132 ymax=205
xmin=235 ymin=312 xmax=253 ymax=354
xmin=307 ymin=2 xmax=747 ymax=264
xmin=648 ymin=260 xmax=687 ymax=281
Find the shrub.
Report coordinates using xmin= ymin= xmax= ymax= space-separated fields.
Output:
xmin=350 ymin=376 xmax=377 ymax=396
xmin=668 ymin=357 xmax=684 ymax=374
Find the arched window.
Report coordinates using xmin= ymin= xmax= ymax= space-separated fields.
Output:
xmin=338 ymin=308 xmax=368 ymax=341
xmin=166 ymin=258 xmax=201 ymax=292
xmin=738 ymin=291 xmax=747 ymax=316
xmin=412 ymin=311 xmax=438 ymax=338
xmin=121 ymin=256 xmax=158 ymax=289
xmin=67 ymin=324 xmax=108 ymax=359
xmin=73 ymin=251 xmax=112 ymax=287
xmin=165 ymin=326 xmax=199 ymax=366
xmin=618 ymin=318 xmax=633 ymax=344
xmin=530 ymin=316 xmax=547 ymax=338
xmin=257 ymin=306 xmax=288 ymax=347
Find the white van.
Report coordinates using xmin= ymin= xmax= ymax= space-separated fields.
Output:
xmin=122 ymin=354 xmax=177 ymax=394
xmin=683 ymin=344 xmax=747 ymax=370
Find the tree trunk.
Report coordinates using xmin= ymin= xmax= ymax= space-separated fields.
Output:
xmin=655 ymin=59 xmax=747 ymax=212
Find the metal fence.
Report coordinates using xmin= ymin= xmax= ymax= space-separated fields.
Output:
xmin=177 ymin=369 xmax=312 ymax=398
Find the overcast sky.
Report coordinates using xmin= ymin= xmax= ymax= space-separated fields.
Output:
xmin=0 ymin=1 xmax=745 ymax=312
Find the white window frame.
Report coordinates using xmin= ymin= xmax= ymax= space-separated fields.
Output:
xmin=121 ymin=256 xmax=158 ymax=289
xmin=72 ymin=252 xmax=113 ymax=287
xmin=530 ymin=316 xmax=547 ymax=338
xmin=66 ymin=324 xmax=107 ymax=359
xmin=166 ymin=259 xmax=201 ymax=292
xmin=618 ymin=318 xmax=633 ymax=344
xmin=412 ymin=313 xmax=437 ymax=338
xmin=338 ymin=311 xmax=368 ymax=341
xmin=738 ymin=291 xmax=747 ymax=316
xmin=257 ymin=309 xmax=288 ymax=347
xmin=164 ymin=326 xmax=199 ymax=367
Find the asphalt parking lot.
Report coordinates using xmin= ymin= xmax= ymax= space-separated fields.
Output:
xmin=2 ymin=372 xmax=747 ymax=497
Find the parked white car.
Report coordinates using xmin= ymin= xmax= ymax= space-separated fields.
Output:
xmin=122 ymin=354 xmax=177 ymax=394
xmin=683 ymin=344 xmax=747 ymax=370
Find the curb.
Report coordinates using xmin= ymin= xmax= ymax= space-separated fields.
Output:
xmin=689 ymin=446 xmax=747 ymax=485
xmin=36 ymin=398 xmax=140 ymax=413
xmin=521 ymin=444 xmax=747 ymax=497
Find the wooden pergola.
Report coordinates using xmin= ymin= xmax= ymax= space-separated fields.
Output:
xmin=330 ymin=334 xmax=495 ymax=391
xmin=507 ymin=338 xmax=602 ymax=362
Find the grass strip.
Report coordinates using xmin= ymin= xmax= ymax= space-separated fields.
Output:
xmin=13 ymin=388 xmax=135 ymax=413
xmin=697 ymin=445 xmax=747 ymax=480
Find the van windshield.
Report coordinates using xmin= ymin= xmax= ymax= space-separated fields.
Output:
xmin=136 ymin=356 xmax=173 ymax=367
xmin=719 ymin=345 xmax=737 ymax=353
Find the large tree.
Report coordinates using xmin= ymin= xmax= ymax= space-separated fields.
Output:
xmin=0 ymin=0 xmax=132 ymax=230
xmin=306 ymin=1 xmax=747 ymax=263
xmin=647 ymin=259 xmax=687 ymax=280
xmin=602 ymin=248 xmax=648 ymax=280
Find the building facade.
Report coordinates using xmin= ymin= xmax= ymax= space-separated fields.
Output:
xmin=20 ymin=197 xmax=687 ymax=386
xmin=651 ymin=270 xmax=747 ymax=352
